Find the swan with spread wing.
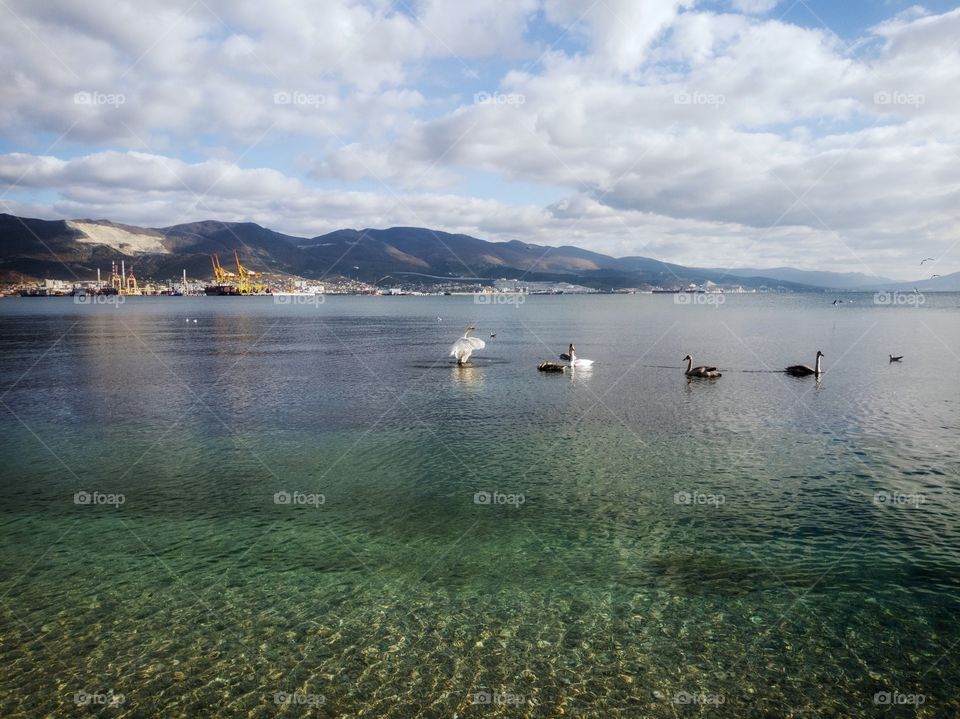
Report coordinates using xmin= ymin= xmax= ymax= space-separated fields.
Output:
xmin=450 ymin=326 xmax=486 ymax=365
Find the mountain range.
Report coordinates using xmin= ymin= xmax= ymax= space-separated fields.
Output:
xmin=2 ymin=213 xmax=957 ymax=292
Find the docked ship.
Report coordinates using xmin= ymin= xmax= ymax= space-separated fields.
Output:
xmin=204 ymin=283 xmax=241 ymax=296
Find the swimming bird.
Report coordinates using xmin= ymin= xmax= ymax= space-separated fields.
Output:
xmin=449 ymin=326 xmax=485 ymax=365
xmin=785 ymin=351 xmax=824 ymax=377
xmin=889 ymin=354 xmax=903 ymax=362
xmin=490 ymin=332 xmax=496 ymax=338
xmin=559 ymin=343 xmax=594 ymax=368
xmin=683 ymin=355 xmax=721 ymax=378
xmin=537 ymin=361 xmax=566 ymax=373
xmin=921 ymin=257 xmax=935 ymax=264
xmin=931 ymin=274 xmax=941 ymax=279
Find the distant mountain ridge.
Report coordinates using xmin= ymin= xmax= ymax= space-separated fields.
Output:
xmin=713 ymin=266 xmax=897 ymax=290
xmin=2 ymin=213 xmax=958 ymax=291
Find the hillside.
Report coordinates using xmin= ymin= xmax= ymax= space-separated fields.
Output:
xmin=4 ymin=213 xmax=955 ymax=290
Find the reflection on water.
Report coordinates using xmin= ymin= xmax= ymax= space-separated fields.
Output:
xmin=451 ymin=362 xmax=484 ymax=388
xmin=0 ymin=295 xmax=958 ymax=717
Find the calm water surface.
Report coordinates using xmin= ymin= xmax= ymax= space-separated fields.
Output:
xmin=0 ymin=294 xmax=958 ymax=717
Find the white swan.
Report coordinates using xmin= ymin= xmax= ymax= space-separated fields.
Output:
xmin=450 ymin=326 xmax=485 ymax=365
xmin=559 ymin=343 xmax=594 ymax=368
xmin=785 ymin=350 xmax=823 ymax=377
xmin=683 ymin=355 xmax=721 ymax=378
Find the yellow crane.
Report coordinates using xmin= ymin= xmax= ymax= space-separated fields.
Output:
xmin=210 ymin=254 xmax=237 ymax=285
xmin=124 ymin=266 xmax=139 ymax=294
xmin=233 ymin=250 xmax=265 ymax=294
xmin=109 ymin=260 xmax=141 ymax=295
xmin=207 ymin=252 xmax=265 ymax=294
xmin=110 ymin=261 xmax=123 ymax=293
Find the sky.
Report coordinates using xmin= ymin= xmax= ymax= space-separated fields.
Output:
xmin=1 ymin=0 xmax=959 ymax=280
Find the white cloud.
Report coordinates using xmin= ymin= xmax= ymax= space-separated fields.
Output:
xmin=1 ymin=1 xmax=959 ymax=279
xmin=2 ymin=149 xmax=951 ymax=279
xmin=417 ymin=0 xmax=539 ymax=58
xmin=730 ymin=0 xmax=779 ymax=14
xmin=544 ymin=0 xmax=695 ymax=72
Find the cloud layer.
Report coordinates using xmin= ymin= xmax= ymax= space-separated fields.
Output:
xmin=1 ymin=0 xmax=958 ymax=278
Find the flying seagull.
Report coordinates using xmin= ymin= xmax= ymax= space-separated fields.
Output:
xmin=889 ymin=354 xmax=903 ymax=362
xmin=931 ymin=274 xmax=941 ymax=279
xmin=920 ymin=257 xmax=935 ymax=264
xmin=832 ymin=299 xmax=843 ymax=305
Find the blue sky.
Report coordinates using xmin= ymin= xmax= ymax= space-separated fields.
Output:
xmin=1 ymin=0 xmax=959 ymax=278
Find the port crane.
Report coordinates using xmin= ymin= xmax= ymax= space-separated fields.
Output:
xmin=233 ymin=250 xmax=266 ymax=294
xmin=110 ymin=261 xmax=123 ymax=293
xmin=124 ymin=264 xmax=139 ymax=294
xmin=109 ymin=260 xmax=140 ymax=294
xmin=208 ymin=252 xmax=266 ymax=294
xmin=210 ymin=254 xmax=237 ymax=286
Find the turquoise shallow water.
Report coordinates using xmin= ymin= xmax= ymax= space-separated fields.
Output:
xmin=0 ymin=294 xmax=959 ymax=717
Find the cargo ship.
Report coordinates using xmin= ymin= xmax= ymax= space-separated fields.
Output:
xmin=204 ymin=284 xmax=242 ymax=296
